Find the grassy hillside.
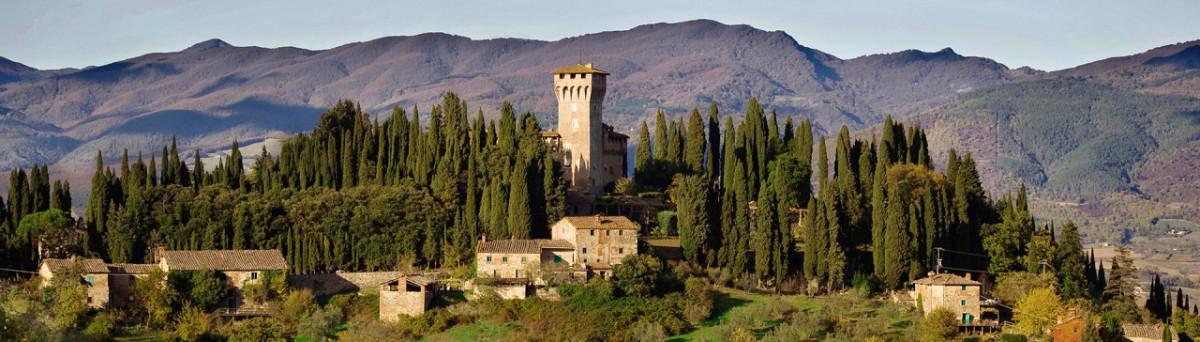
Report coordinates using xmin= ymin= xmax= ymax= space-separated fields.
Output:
xmin=906 ymin=78 xmax=1200 ymax=243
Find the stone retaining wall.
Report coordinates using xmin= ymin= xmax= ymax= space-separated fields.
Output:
xmin=289 ymin=271 xmax=407 ymax=296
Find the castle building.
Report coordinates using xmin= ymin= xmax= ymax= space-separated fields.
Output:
xmin=544 ymin=64 xmax=628 ymax=203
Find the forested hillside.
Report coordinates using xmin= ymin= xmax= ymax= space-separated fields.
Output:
xmin=906 ymin=78 xmax=1200 ymax=243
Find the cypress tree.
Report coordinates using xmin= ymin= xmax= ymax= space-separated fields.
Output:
xmin=499 ymin=102 xmax=517 ymax=156
xmin=508 ymin=159 xmax=531 ymax=239
xmin=635 ymin=121 xmax=653 ymax=181
xmin=871 ymin=155 xmax=888 ymax=279
xmin=706 ymin=102 xmax=721 ymax=183
xmin=686 ymin=108 xmax=706 ymax=173
xmin=755 ymin=178 xmax=778 ymax=282
xmin=824 ymin=185 xmax=845 ymax=290
xmin=654 ymin=109 xmax=668 ymax=161
xmin=677 ymin=174 xmax=710 ymax=263
xmin=884 ymin=188 xmax=909 ymax=288
xmin=817 ymin=136 xmax=829 ymax=189
xmin=667 ymin=120 xmax=683 ymax=166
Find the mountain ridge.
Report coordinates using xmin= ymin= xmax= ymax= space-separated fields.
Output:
xmin=0 ymin=19 xmax=1039 ymax=170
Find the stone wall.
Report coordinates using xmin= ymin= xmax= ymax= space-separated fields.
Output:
xmin=289 ymin=271 xmax=407 ymax=296
xmin=476 ymin=252 xmax=541 ymax=279
xmin=84 ymin=273 xmax=110 ymax=308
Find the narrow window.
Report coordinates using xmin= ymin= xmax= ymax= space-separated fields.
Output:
xmin=521 ymin=257 xmax=527 ymax=263
xmin=582 ymin=248 xmax=588 ymax=254
xmin=251 ymin=272 xmax=258 ymax=280
xmin=502 ymin=257 xmax=508 ymax=263
xmin=606 ymin=230 xmax=611 ymax=236
xmin=961 ymin=285 xmax=966 ymax=291
xmin=619 ymin=248 xmax=624 ymax=254
xmin=487 ymin=256 xmax=493 ymax=262
xmin=87 ymin=276 xmax=94 ymax=284
xmin=961 ymin=300 xmax=966 ymax=306
xmin=590 ymin=230 xmax=595 ymax=236
xmin=619 ymin=230 xmax=623 ymax=236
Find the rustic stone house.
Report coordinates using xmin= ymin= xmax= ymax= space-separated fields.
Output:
xmin=473 ymin=215 xmax=639 ymax=297
xmin=378 ymin=275 xmax=436 ymax=321
xmin=38 ymin=257 xmax=155 ymax=309
xmin=155 ymin=248 xmax=289 ymax=307
xmin=912 ymin=272 xmax=982 ymax=325
xmin=550 ymin=215 xmax=638 ymax=267
xmin=39 ymin=257 xmax=111 ymax=308
xmin=1122 ymin=324 xmax=1178 ymax=342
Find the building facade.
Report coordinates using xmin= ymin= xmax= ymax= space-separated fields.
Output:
xmin=550 ymin=215 xmax=639 ymax=267
xmin=38 ymin=258 xmax=156 ymax=309
xmin=912 ymin=272 xmax=982 ymax=325
xmin=547 ymin=64 xmax=628 ymax=200
xmin=473 ymin=215 xmax=640 ymax=295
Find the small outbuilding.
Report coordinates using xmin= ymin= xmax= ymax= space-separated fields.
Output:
xmin=378 ymin=275 xmax=437 ymax=321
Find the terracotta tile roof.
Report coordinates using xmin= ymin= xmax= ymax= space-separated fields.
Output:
xmin=382 ymin=274 xmax=436 ymax=287
xmin=1123 ymin=324 xmax=1176 ymax=339
xmin=551 ymin=64 xmax=608 ymax=75
xmin=477 ymin=239 xmax=576 ymax=254
xmin=160 ymin=249 xmax=288 ymax=271
xmin=42 ymin=258 xmax=108 ymax=274
xmin=107 ymin=263 xmax=158 ymax=274
xmin=586 ymin=262 xmax=613 ymax=270
xmin=540 ymin=240 xmax=575 ymax=249
xmin=560 ymin=216 xmax=640 ymax=230
xmin=912 ymin=273 xmax=981 ymax=286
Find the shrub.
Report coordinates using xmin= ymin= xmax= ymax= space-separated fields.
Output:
xmin=282 ymin=289 xmax=318 ymax=320
xmin=228 ymin=317 xmax=289 ymax=342
xmin=336 ymin=320 xmax=413 ymax=342
xmin=613 ymin=254 xmax=664 ymax=297
xmin=298 ymin=306 xmax=345 ymax=342
xmin=656 ymin=211 xmax=678 ymax=236
xmin=921 ymin=307 xmax=959 ymax=341
xmin=83 ymin=312 xmax=115 ymax=341
xmin=174 ymin=304 xmax=212 ymax=342
xmin=623 ymin=320 xmax=668 ymax=342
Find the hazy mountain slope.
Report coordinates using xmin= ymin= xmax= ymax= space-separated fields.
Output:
xmin=0 ymin=19 xmax=1036 ymax=170
xmin=906 ymin=78 xmax=1200 ymax=242
xmin=1055 ymin=39 xmax=1200 ymax=98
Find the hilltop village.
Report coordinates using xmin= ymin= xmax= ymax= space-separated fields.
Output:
xmin=1 ymin=63 xmax=1195 ymax=342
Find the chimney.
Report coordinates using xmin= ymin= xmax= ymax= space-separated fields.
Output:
xmin=964 ymin=273 xmax=972 ymax=281
xmin=1068 ymin=307 xmax=1077 ymax=318
xmin=585 ymin=63 xmax=593 ymax=68
xmin=1057 ymin=315 xmax=1063 ymax=324
xmin=481 ymin=234 xmax=487 ymax=244
xmin=154 ymin=246 xmax=165 ymax=263
xmin=928 ymin=271 xmax=936 ymax=278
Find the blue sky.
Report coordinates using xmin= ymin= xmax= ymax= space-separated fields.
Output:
xmin=2 ymin=0 xmax=1198 ymax=71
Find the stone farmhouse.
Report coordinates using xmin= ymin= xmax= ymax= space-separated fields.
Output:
xmin=475 ymin=215 xmax=639 ymax=298
xmin=155 ymin=248 xmax=289 ymax=308
xmin=38 ymin=249 xmax=287 ymax=310
xmin=912 ymin=272 xmax=982 ymax=325
xmin=378 ymin=274 xmax=437 ymax=321
xmin=38 ymin=257 xmax=155 ymax=309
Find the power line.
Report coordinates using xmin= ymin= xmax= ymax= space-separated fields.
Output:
xmin=936 ymin=247 xmax=991 ymax=259
xmin=0 ymin=267 xmax=37 ymax=274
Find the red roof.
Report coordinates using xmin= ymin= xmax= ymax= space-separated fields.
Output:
xmin=161 ymin=249 xmax=288 ymax=271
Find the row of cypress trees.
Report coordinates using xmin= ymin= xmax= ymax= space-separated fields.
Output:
xmin=74 ymin=92 xmax=564 ymax=272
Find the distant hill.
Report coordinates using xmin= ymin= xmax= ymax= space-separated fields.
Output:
xmin=904 ymin=78 xmax=1200 ymax=242
xmin=0 ymin=19 xmax=1037 ymax=171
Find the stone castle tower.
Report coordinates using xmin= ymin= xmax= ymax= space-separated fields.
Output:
xmin=547 ymin=64 xmax=627 ymax=202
